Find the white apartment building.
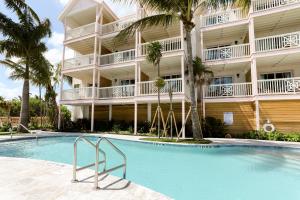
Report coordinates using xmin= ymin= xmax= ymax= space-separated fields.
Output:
xmin=59 ymin=0 xmax=300 ymax=136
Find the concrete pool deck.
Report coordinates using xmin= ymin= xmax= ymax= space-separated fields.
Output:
xmin=0 ymin=132 xmax=300 ymax=149
xmin=0 ymin=157 xmax=171 ymax=200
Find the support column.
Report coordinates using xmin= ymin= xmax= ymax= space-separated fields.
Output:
xmin=255 ymin=100 xmax=260 ymax=131
xmin=134 ymin=102 xmax=138 ymax=135
xmin=182 ymin=100 xmax=186 ymax=138
xmin=200 ymin=30 xmax=204 ymax=59
xmin=202 ymin=98 xmax=206 ymax=118
xmin=109 ymin=104 xmax=112 ymax=121
xmin=58 ymin=45 xmax=65 ymax=130
xmin=181 ymin=55 xmax=185 ymax=94
xmin=91 ymin=103 xmax=95 ymax=132
xmin=147 ymin=103 xmax=152 ymax=122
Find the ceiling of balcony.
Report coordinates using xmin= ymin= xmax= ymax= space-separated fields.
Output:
xmin=203 ymin=23 xmax=249 ymax=47
xmin=100 ymin=65 xmax=135 ymax=80
xmin=256 ymin=51 xmax=300 ymax=68
xmin=65 ymin=37 xmax=95 ymax=55
xmin=101 ymin=36 xmax=136 ymax=53
xmin=254 ymin=7 xmax=300 ymax=37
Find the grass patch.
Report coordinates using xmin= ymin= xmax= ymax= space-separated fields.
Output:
xmin=140 ymin=137 xmax=212 ymax=144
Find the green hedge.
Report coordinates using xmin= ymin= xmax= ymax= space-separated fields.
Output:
xmin=241 ymin=130 xmax=300 ymax=142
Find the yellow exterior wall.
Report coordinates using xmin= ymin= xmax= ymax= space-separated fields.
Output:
xmin=260 ymin=100 xmax=300 ymax=133
xmin=205 ymin=102 xmax=256 ymax=134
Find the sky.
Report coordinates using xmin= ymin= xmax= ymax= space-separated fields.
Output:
xmin=0 ymin=0 xmax=135 ymax=99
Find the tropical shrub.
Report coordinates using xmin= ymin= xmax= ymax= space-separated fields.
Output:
xmin=202 ymin=117 xmax=227 ymax=138
xmin=241 ymin=129 xmax=300 ymax=142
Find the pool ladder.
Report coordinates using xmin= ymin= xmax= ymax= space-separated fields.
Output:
xmin=72 ymin=135 xmax=127 ymax=189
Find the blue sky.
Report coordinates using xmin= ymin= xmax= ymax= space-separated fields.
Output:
xmin=0 ymin=0 xmax=134 ymax=99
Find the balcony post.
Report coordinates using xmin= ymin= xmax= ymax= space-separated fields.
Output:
xmin=200 ymin=30 xmax=204 ymax=59
xmin=181 ymin=55 xmax=185 ymax=94
xmin=255 ymin=100 xmax=260 ymax=131
xmin=181 ymin=100 xmax=186 ymax=138
xmin=134 ymin=102 xmax=138 ymax=135
xmin=109 ymin=105 xmax=112 ymax=121
xmin=249 ymin=18 xmax=258 ymax=97
xmin=91 ymin=103 xmax=95 ymax=132
xmin=147 ymin=103 xmax=152 ymax=122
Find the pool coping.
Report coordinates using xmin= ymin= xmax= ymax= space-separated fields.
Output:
xmin=1 ymin=131 xmax=300 ymax=149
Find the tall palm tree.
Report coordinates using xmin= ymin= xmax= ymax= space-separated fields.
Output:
xmin=0 ymin=0 xmax=51 ymax=131
xmin=146 ymin=41 xmax=164 ymax=138
xmin=192 ymin=57 xmax=213 ymax=120
xmin=115 ymin=0 xmax=250 ymax=139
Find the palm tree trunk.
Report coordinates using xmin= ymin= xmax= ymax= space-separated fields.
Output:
xmin=185 ymin=28 xmax=203 ymax=140
xmin=157 ymin=63 xmax=161 ymax=138
xmin=19 ymin=78 xmax=30 ymax=132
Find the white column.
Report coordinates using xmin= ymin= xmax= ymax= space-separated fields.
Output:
xmin=58 ymin=44 xmax=66 ymax=130
xmin=135 ymin=63 xmax=139 ymax=96
xmin=202 ymin=98 xmax=206 ymax=118
xmin=200 ymin=30 xmax=204 ymax=59
xmin=182 ymin=100 xmax=186 ymax=138
xmin=134 ymin=102 xmax=138 ymax=135
xmin=181 ymin=55 xmax=185 ymax=94
xmin=147 ymin=103 xmax=152 ymax=122
xmin=91 ymin=103 xmax=95 ymax=132
xmin=255 ymin=100 xmax=260 ymax=131
xmin=109 ymin=104 xmax=112 ymax=121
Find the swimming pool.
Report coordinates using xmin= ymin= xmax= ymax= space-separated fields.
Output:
xmin=0 ymin=136 xmax=299 ymax=200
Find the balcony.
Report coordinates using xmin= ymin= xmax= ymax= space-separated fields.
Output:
xmin=138 ymin=78 xmax=183 ymax=96
xmin=252 ymin=0 xmax=300 ymax=12
xmin=204 ymin=83 xmax=253 ymax=98
xmin=201 ymin=9 xmax=247 ymax=28
xmin=203 ymin=44 xmax=250 ymax=61
xmin=140 ymin=37 xmax=182 ymax=56
xmin=61 ymin=87 xmax=93 ymax=101
xmin=97 ymin=85 xmax=135 ymax=99
xmin=101 ymin=15 xmax=137 ymax=35
xmin=255 ymin=31 xmax=300 ymax=53
xmin=65 ymin=23 xmax=97 ymax=40
xmin=100 ymin=49 xmax=136 ymax=66
xmin=258 ymin=77 xmax=300 ymax=95
xmin=63 ymin=54 xmax=100 ymax=71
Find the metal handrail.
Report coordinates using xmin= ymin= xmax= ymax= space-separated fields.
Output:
xmin=72 ymin=136 xmax=127 ymax=189
xmin=73 ymin=135 xmax=106 ymax=183
xmin=19 ymin=123 xmax=38 ymax=140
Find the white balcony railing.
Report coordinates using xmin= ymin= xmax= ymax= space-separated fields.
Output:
xmin=258 ymin=77 xmax=300 ymax=95
xmin=97 ymin=85 xmax=135 ymax=99
xmin=101 ymin=15 xmax=137 ymax=35
xmin=255 ymin=31 xmax=300 ymax=52
xmin=65 ymin=23 xmax=97 ymax=40
xmin=100 ymin=49 xmax=136 ymax=66
xmin=63 ymin=54 xmax=99 ymax=70
xmin=201 ymin=9 xmax=247 ymax=27
xmin=139 ymin=78 xmax=183 ymax=96
xmin=204 ymin=83 xmax=252 ymax=98
xmin=204 ymin=44 xmax=250 ymax=61
xmin=253 ymin=0 xmax=300 ymax=12
xmin=61 ymin=87 xmax=93 ymax=101
xmin=140 ymin=37 xmax=182 ymax=56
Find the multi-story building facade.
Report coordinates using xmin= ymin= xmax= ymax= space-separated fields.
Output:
xmin=59 ymin=0 xmax=300 ymax=136
xmin=58 ymin=0 xmax=188 ymax=136
xmin=199 ymin=0 xmax=300 ymax=134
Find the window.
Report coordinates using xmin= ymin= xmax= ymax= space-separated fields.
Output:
xmin=120 ymin=79 xmax=135 ymax=85
xmin=260 ymin=72 xmax=292 ymax=80
xmin=213 ymin=76 xmax=233 ymax=85
xmin=74 ymin=84 xmax=80 ymax=88
xmin=162 ymin=74 xmax=181 ymax=80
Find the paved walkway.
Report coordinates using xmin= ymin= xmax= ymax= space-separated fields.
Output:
xmin=0 ymin=157 xmax=170 ymax=200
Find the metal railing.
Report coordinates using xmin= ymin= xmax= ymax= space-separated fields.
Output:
xmin=140 ymin=37 xmax=182 ymax=56
xmin=255 ymin=31 xmax=300 ymax=52
xmin=63 ymin=54 xmax=100 ymax=70
xmin=100 ymin=49 xmax=135 ymax=66
xmin=18 ymin=124 xmax=38 ymax=139
xmin=252 ymin=0 xmax=300 ymax=12
xmin=97 ymin=85 xmax=135 ymax=99
xmin=61 ymin=87 xmax=94 ymax=101
xmin=204 ymin=82 xmax=253 ymax=98
xmin=258 ymin=77 xmax=300 ymax=95
xmin=204 ymin=44 xmax=250 ymax=61
xmin=73 ymin=136 xmax=126 ymax=189
xmin=101 ymin=15 xmax=137 ymax=35
xmin=138 ymin=78 xmax=183 ymax=95
xmin=201 ymin=8 xmax=247 ymax=27
xmin=66 ymin=22 xmax=97 ymax=40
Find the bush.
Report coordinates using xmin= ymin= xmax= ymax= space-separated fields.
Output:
xmin=0 ymin=123 xmax=11 ymax=132
xmin=138 ymin=121 xmax=151 ymax=134
xmin=202 ymin=117 xmax=227 ymax=138
xmin=112 ymin=123 xmax=121 ymax=133
xmin=241 ymin=129 xmax=300 ymax=142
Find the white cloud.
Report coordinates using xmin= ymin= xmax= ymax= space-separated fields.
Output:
xmin=58 ymin=0 xmax=69 ymax=6
xmin=47 ymin=32 xmax=64 ymax=48
xmin=0 ymin=81 xmax=22 ymax=100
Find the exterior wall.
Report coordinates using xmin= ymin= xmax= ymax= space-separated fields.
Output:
xmin=205 ymin=102 xmax=256 ymax=134
xmin=260 ymin=100 xmax=300 ymax=133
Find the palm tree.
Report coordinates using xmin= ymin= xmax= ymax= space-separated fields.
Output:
xmin=115 ymin=0 xmax=250 ymax=139
xmin=146 ymin=41 xmax=164 ymax=138
xmin=192 ymin=57 xmax=213 ymax=121
xmin=0 ymin=0 xmax=51 ymax=131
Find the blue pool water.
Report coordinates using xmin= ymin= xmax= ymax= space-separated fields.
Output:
xmin=0 ymin=136 xmax=299 ymax=200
